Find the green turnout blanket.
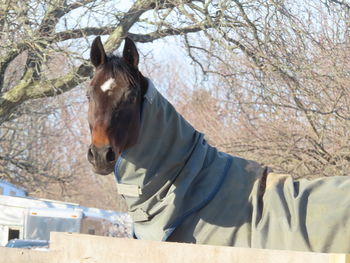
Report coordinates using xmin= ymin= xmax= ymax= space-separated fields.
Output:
xmin=114 ymin=79 xmax=350 ymax=253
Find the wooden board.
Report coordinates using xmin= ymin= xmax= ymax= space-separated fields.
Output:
xmin=0 ymin=232 xmax=349 ymax=263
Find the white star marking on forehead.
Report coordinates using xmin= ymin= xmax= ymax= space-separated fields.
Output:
xmin=100 ymin=78 xmax=115 ymax=92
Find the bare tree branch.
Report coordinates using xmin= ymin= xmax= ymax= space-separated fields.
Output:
xmin=327 ymin=0 xmax=350 ymax=9
xmin=0 ymin=0 xmax=219 ymax=125
xmin=0 ymin=63 xmax=92 ymax=124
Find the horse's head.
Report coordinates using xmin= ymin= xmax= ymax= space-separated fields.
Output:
xmin=87 ymin=36 xmax=147 ymax=175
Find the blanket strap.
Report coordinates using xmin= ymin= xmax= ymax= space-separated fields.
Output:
xmin=116 ymin=183 xmax=142 ymax=197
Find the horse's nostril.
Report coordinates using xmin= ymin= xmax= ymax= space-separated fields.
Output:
xmin=87 ymin=147 xmax=94 ymax=162
xmin=106 ymin=147 xmax=116 ymax=163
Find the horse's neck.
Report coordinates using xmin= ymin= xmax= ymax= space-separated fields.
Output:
xmin=118 ymin=79 xmax=200 ymax=187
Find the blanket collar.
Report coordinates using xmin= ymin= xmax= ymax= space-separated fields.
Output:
xmin=114 ymin=78 xmax=232 ymax=241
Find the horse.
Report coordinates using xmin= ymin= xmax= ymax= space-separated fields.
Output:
xmin=86 ymin=36 xmax=350 ymax=253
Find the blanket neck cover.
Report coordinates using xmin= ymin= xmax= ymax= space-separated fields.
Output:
xmin=114 ymin=79 xmax=350 ymax=253
xmin=114 ymin=79 xmax=242 ymax=240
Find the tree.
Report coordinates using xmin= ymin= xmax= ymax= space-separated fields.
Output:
xmin=0 ymin=0 xmax=219 ymax=124
xmin=180 ymin=0 xmax=350 ymax=178
xmin=0 ymin=0 xmax=221 ymax=200
xmin=2 ymin=0 xmax=350 ymax=202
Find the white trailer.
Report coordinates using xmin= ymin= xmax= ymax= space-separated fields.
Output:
xmin=0 ymin=195 xmax=127 ymax=246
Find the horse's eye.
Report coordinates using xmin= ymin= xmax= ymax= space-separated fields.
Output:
xmin=128 ymin=90 xmax=138 ymax=104
xmin=129 ymin=96 xmax=137 ymax=104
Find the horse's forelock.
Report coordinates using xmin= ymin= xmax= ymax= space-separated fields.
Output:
xmin=104 ymin=55 xmax=138 ymax=88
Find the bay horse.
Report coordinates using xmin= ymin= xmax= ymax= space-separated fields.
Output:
xmin=87 ymin=36 xmax=350 ymax=253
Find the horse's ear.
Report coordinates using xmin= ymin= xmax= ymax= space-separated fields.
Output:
xmin=123 ymin=37 xmax=139 ymax=68
xmin=90 ymin=36 xmax=107 ymax=68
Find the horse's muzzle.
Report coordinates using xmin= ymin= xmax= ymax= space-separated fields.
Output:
xmin=87 ymin=144 xmax=117 ymax=175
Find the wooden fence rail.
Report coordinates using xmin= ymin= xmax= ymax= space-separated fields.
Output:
xmin=0 ymin=232 xmax=349 ymax=263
